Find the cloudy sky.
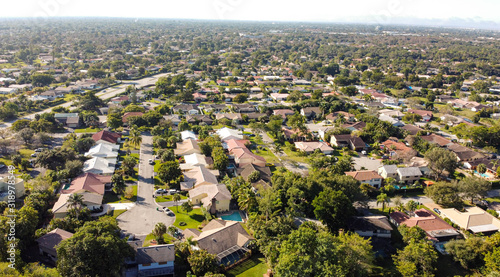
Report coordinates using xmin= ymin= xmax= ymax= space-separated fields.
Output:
xmin=1 ymin=0 xmax=499 ymax=27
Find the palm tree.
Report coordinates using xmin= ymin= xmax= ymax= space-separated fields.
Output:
xmin=129 ymin=128 xmax=142 ymax=149
xmin=152 ymin=222 xmax=167 ymax=244
xmin=238 ymin=189 xmax=257 ymax=212
xmin=405 ymin=200 xmax=418 ymax=216
xmin=376 ymin=193 xmax=390 ymax=212
xmin=68 ymin=193 xmax=84 ymax=218
xmin=167 ymin=135 xmax=178 ymax=148
xmin=173 ymin=193 xmax=181 ymax=213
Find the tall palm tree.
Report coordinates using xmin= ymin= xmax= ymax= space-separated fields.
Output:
xmin=376 ymin=193 xmax=390 ymax=212
xmin=129 ymin=128 xmax=142 ymax=148
xmin=152 ymin=222 xmax=167 ymax=244
xmin=68 ymin=193 xmax=84 ymax=218
xmin=238 ymin=189 xmax=257 ymax=212
xmin=405 ymin=200 xmax=418 ymax=216
xmin=173 ymin=193 xmax=181 ymax=213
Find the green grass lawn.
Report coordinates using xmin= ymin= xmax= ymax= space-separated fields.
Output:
xmin=155 ymin=194 xmax=188 ymax=203
xmin=103 ymin=185 xmax=137 ymax=203
xmin=253 ymin=148 xmax=279 ymax=164
xmin=173 ymin=207 xmax=205 ymax=230
xmin=226 ymin=254 xmax=268 ymax=277
xmin=142 ymin=233 xmax=175 ymax=247
xmin=18 ymin=149 xmax=35 ymax=159
xmin=124 ymin=168 xmax=139 ymax=182
xmin=486 ymin=197 xmax=500 ymax=203
xmin=64 ymin=94 xmax=78 ymax=102
xmin=111 ymin=209 xmax=127 ymax=219
xmin=74 ymin=127 xmax=102 ymax=133
xmin=282 ymin=148 xmax=308 ymax=163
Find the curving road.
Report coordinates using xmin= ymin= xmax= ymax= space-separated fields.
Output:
xmin=116 ymin=134 xmax=175 ymax=236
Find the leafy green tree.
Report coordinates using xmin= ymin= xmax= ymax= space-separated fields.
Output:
xmin=445 ymin=237 xmax=490 ymax=270
xmin=56 ymin=217 xmax=134 ymax=277
xmin=107 ymin=113 xmax=123 ymax=129
xmin=212 ymin=146 xmax=228 ymax=170
xmin=394 ymin=241 xmax=438 ymax=277
xmin=340 ymin=86 xmax=358 ymax=96
xmin=17 ymin=128 xmax=35 ymax=145
xmin=459 ymin=176 xmax=491 ymax=203
xmin=312 ymin=188 xmax=355 ymax=233
xmin=64 ymin=160 xmax=83 ymax=179
xmin=425 ymin=147 xmax=458 ymax=177
xmin=187 ymin=250 xmax=220 ymax=276
xmin=121 ymin=155 xmax=137 ymax=177
xmin=158 ymin=161 xmax=182 ymax=185
xmin=233 ymin=93 xmax=248 ymax=103
xmin=11 ymin=119 xmax=31 ymax=132
xmin=477 ymin=163 xmax=487 ymax=174
xmin=111 ymin=174 xmax=126 ymax=195
xmin=424 ymin=181 xmax=462 ymax=207
xmin=31 ymin=73 xmax=54 ymax=87
xmin=35 ymin=148 xmax=78 ymax=170
xmin=398 ymin=225 xmax=427 ymax=244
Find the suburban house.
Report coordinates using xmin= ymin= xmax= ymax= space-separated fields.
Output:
xmin=122 ymin=112 xmax=144 ymax=125
xmin=345 ymin=171 xmax=383 ymax=188
xmin=172 ymin=104 xmax=199 ymax=114
xmin=181 ymin=165 xmax=219 ymax=191
xmin=236 ymin=163 xmax=272 ymax=183
xmin=378 ymin=165 xmax=398 ymax=179
xmin=127 ymin=241 xmax=175 ymax=277
xmin=342 ymin=121 xmax=366 ymax=131
xmin=84 ymin=143 xmax=119 ymax=162
xmin=401 ymin=124 xmax=424 ymax=135
xmin=110 ymin=95 xmax=129 ymax=104
xmin=183 ymin=219 xmax=254 ymax=267
xmin=381 ymin=139 xmax=414 ymax=158
xmin=300 ymin=107 xmax=322 ymax=120
xmin=233 ymin=104 xmax=256 ymax=113
xmin=52 ymin=191 xmax=103 ymax=218
xmin=464 ymin=158 xmax=498 ymax=174
xmin=54 ymin=113 xmax=80 ymax=128
xmin=294 ymin=141 xmax=334 ymax=155
xmin=180 ymin=130 xmax=198 ymax=141
xmin=216 ymin=127 xmax=243 ymax=141
xmin=420 ymin=134 xmax=452 ymax=147
xmin=407 ymin=109 xmax=433 ymax=121
xmin=39 ymin=90 xmax=64 ymax=100
xmin=163 ymin=114 xmax=181 ymax=126
xmin=230 ymin=147 xmax=266 ymax=167
xmin=330 ymin=134 xmax=366 ymax=151
xmin=186 ymin=114 xmax=214 ymax=125
xmin=348 ymin=216 xmax=393 ymax=238
xmin=62 ymin=173 xmax=110 ymax=194
xmin=215 ymin=113 xmax=243 ymax=123
xmin=92 ymin=130 xmax=122 ymax=145
xmin=390 ymin=209 xmax=460 ymax=241
xmin=36 ymin=228 xmax=73 ymax=262
xmin=0 ymin=176 xmax=25 ymax=201
xmin=174 ymin=139 xmax=202 ymax=156
xmin=83 ymin=157 xmax=115 ymax=175
xmin=440 ymin=207 xmax=500 ymax=235
xmin=379 ymin=109 xmax=404 ymax=119
xmin=272 ymin=109 xmax=295 ymax=120
xmin=325 ymin=111 xmax=356 ymax=123
xmin=189 ymin=184 xmax=232 ymax=212
xmin=396 ymin=167 xmax=423 ymax=184
xmin=180 ymin=153 xmax=213 ymax=171
xmin=379 ymin=114 xmax=404 ymax=127
xmin=446 ymin=143 xmax=485 ymax=162
xmin=270 ymin=93 xmax=289 ymax=102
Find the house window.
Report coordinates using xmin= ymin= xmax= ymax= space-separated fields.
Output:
xmin=142 ymin=263 xmax=151 ymax=267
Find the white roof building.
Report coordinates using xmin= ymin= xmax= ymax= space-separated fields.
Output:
xmin=83 ymin=157 xmax=115 ymax=175
xmin=216 ymin=127 xmax=243 ymax=141
xmin=180 ymin=130 xmax=197 ymax=141
xmin=84 ymin=143 xmax=119 ymax=161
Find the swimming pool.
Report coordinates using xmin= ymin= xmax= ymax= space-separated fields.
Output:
xmin=474 ymin=171 xmax=489 ymax=178
xmin=221 ymin=211 xmax=243 ymax=222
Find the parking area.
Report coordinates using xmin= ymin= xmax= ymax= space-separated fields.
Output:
xmin=352 ymin=156 xmax=383 ymax=171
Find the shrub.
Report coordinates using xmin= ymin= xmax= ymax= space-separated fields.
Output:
xmin=179 ymin=221 xmax=187 ymax=226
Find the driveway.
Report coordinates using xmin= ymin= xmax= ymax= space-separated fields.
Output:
xmin=117 ymin=134 xmax=175 ymax=235
xmin=367 ymin=194 xmax=434 ymax=208
xmin=352 ymin=156 xmax=383 ymax=171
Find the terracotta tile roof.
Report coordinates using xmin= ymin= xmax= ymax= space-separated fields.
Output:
xmin=420 ymin=134 xmax=452 ymax=147
xmin=62 ymin=173 xmax=110 ymax=195
xmin=92 ymin=130 xmax=121 ymax=144
xmin=345 ymin=170 xmax=382 ymax=182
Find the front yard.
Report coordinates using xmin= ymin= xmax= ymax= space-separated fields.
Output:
xmin=155 ymin=194 xmax=188 ymax=203
xmin=173 ymin=207 xmax=205 ymax=230
xmin=74 ymin=127 xmax=102 ymax=133
xmin=103 ymin=185 xmax=137 ymax=203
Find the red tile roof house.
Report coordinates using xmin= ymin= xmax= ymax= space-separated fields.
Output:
xmin=345 ymin=170 xmax=383 ymax=188
xmin=92 ymin=130 xmax=122 ymax=145
xmin=390 ymin=209 xmax=460 ymax=242
xmin=407 ymin=109 xmax=433 ymax=122
xmin=272 ymin=109 xmax=295 ymax=120
xmin=122 ymin=112 xmax=144 ymax=125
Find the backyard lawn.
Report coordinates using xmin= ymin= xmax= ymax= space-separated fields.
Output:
xmin=155 ymin=194 xmax=188 ymax=203
xmin=74 ymin=127 xmax=102 ymax=133
xmin=226 ymin=254 xmax=268 ymax=277
xmin=142 ymin=233 xmax=175 ymax=247
xmin=253 ymin=147 xmax=279 ymax=164
xmin=173 ymin=207 xmax=205 ymax=230
xmin=103 ymin=185 xmax=137 ymax=203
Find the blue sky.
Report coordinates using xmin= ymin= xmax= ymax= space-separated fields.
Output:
xmin=1 ymin=0 xmax=499 ymax=26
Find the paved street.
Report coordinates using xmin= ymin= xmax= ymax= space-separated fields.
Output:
xmin=117 ymin=134 xmax=175 ymax=235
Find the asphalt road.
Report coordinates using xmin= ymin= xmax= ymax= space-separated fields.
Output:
xmin=0 ymin=73 xmax=170 ymax=129
xmin=117 ymin=134 xmax=175 ymax=236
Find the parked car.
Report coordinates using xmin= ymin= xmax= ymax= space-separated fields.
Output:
xmin=433 ymin=208 xmax=441 ymax=215
xmin=30 ymin=153 xmax=37 ymax=157
xmin=168 ymin=189 xmax=177 ymax=195
xmin=361 ymin=150 xmax=367 ymax=155
xmin=148 ymin=159 xmax=154 ymax=165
